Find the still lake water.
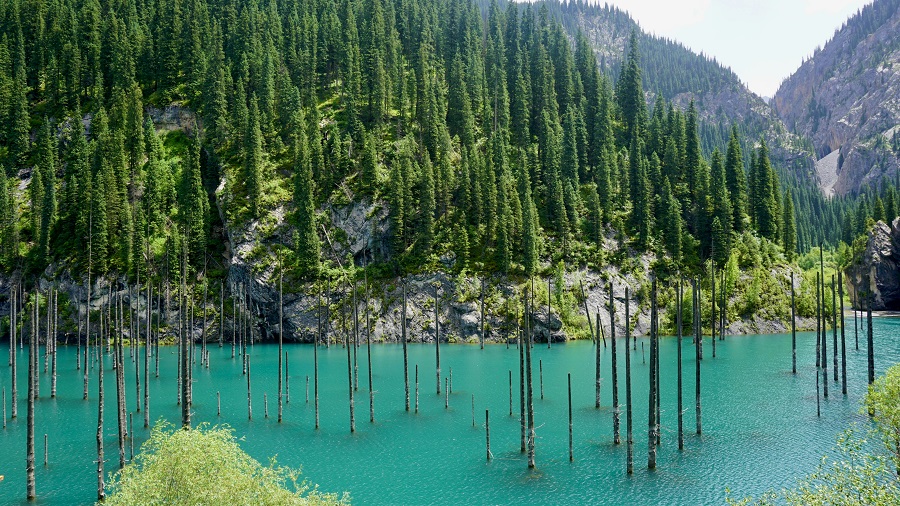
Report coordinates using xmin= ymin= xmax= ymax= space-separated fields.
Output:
xmin=0 ymin=318 xmax=898 ymax=505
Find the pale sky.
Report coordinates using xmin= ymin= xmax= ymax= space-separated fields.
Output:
xmin=606 ymin=0 xmax=875 ymax=98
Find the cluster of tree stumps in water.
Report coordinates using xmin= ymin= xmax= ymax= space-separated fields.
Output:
xmin=2 ymin=261 xmax=883 ymax=502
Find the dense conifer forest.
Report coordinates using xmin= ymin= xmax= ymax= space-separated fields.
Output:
xmin=0 ymin=0 xmax=896 ymax=285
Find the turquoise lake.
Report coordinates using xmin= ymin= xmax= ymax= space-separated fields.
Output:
xmin=1 ymin=318 xmax=898 ymax=505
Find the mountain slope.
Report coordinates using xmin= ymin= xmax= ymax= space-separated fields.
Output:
xmin=536 ymin=0 xmax=842 ymax=250
xmin=773 ymin=0 xmax=900 ymax=196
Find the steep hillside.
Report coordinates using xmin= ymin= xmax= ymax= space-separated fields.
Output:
xmin=774 ymin=0 xmax=900 ymax=196
xmin=537 ymin=1 xmax=845 ymax=250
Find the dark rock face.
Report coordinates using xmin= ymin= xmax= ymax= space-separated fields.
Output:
xmin=845 ymin=218 xmax=900 ymax=310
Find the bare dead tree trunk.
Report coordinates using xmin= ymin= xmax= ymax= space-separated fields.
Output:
xmin=435 ymin=284 xmax=441 ymax=395
xmin=11 ymin=286 xmax=17 ymax=419
xmin=96 ymin=292 xmax=105 ymax=502
xmin=402 ymin=284 xmax=409 ymax=412
xmin=27 ymin=292 xmax=36 ymax=501
xmin=694 ymin=278 xmax=702 ymax=435
xmin=839 ymin=272 xmax=846 ymax=396
xmin=345 ymin=295 xmax=355 ymax=433
xmin=278 ymin=255 xmax=283 ymax=424
xmin=144 ymin=282 xmax=150 ymax=428
xmin=610 ymin=283 xmax=619 ymax=444
xmin=247 ymin=354 xmax=252 ymax=420
xmin=568 ymin=373 xmax=573 ymax=462
xmin=480 ymin=277 xmax=485 ymax=349
xmin=486 ymin=409 xmax=491 ymax=461
xmin=648 ymin=276 xmax=657 ymax=470
xmin=365 ymin=270 xmax=374 ymax=423
xmin=353 ymin=281 xmax=358 ymax=392
xmin=580 ymin=280 xmax=594 ymax=343
xmin=520 ymin=290 xmax=526 ymax=453
xmin=677 ymin=278 xmax=684 ymax=450
xmin=115 ymin=293 xmax=126 ymax=469
xmin=791 ymin=272 xmax=796 ymax=374
xmin=867 ymin=303 xmax=874 ymax=385
xmin=526 ymin=299 xmax=535 ymax=469
xmin=831 ymin=275 xmax=838 ymax=383
xmin=625 ymin=286 xmax=634 ymax=474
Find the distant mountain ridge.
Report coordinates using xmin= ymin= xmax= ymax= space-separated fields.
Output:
xmin=774 ymin=0 xmax=900 ymax=196
xmin=540 ymin=0 xmax=821 ymax=188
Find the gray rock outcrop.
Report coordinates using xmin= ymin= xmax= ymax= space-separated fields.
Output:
xmin=845 ymin=218 xmax=900 ymax=310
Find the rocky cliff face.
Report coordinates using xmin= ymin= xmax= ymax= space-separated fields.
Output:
xmin=773 ymin=0 xmax=900 ymax=195
xmin=845 ymin=217 xmax=900 ymax=310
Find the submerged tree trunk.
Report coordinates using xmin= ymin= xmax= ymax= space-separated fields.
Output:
xmin=791 ymin=272 xmax=796 ymax=374
xmin=867 ymin=304 xmax=874 ymax=385
xmin=526 ymin=302 xmax=535 ymax=469
xmin=520 ymin=290 xmax=527 ymax=453
xmin=839 ymin=272 xmax=846 ymax=396
xmin=346 ymin=297 xmax=355 ymax=433
xmin=625 ymin=287 xmax=634 ymax=474
xmin=27 ymin=292 xmax=36 ymax=501
xmin=366 ymin=272 xmax=374 ymax=423
xmin=610 ymin=283 xmax=619 ymax=445
xmin=831 ymin=275 xmax=838 ymax=383
xmin=435 ymin=285 xmax=441 ymax=395
xmin=648 ymin=277 xmax=657 ymax=470
xmin=96 ymin=295 xmax=105 ymax=502
xmin=694 ymin=278 xmax=702 ymax=435
xmin=11 ymin=286 xmax=17 ymax=419
xmin=677 ymin=278 xmax=684 ymax=450
xmin=402 ymin=284 xmax=409 ymax=412
xmin=278 ymin=259 xmax=283 ymax=424
xmin=116 ymin=297 xmax=126 ymax=470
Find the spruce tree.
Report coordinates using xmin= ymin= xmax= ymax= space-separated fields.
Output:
xmin=518 ymin=149 xmax=538 ymax=275
xmin=293 ymin=109 xmax=320 ymax=277
xmin=244 ymin=96 xmax=264 ymax=216
xmin=660 ymin=176 xmax=682 ymax=263
xmin=782 ymin=189 xmax=797 ymax=260
xmin=0 ymin=166 xmax=17 ymax=265
xmin=418 ymin=152 xmax=435 ymax=256
xmin=32 ymin=119 xmax=56 ymax=266
xmin=725 ymin=125 xmax=749 ymax=232
xmin=178 ymin=135 xmax=209 ymax=266
xmin=360 ymin=132 xmax=378 ymax=193
xmin=709 ymin=148 xmax=732 ymax=265
xmin=9 ymin=57 xmax=30 ymax=167
xmin=616 ymin=30 xmax=645 ymax=146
